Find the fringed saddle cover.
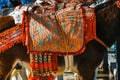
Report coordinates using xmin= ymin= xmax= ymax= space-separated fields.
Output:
xmin=26 ymin=5 xmax=96 ymax=55
xmin=22 ymin=3 xmax=96 ymax=80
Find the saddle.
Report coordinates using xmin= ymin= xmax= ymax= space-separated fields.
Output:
xmin=24 ymin=3 xmax=96 ymax=55
xmin=22 ymin=2 xmax=96 ymax=80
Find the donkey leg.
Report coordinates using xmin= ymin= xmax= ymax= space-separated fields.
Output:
xmin=64 ymin=55 xmax=75 ymax=71
xmin=69 ymin=55 xmax=79 ymax=72
xmin=64 ymin=55 xmax=78 ymax=72
xmin=19 ymin=68 xmax=28 ymax=80
xmin=64 ymin=56 xmax=69 ymax=71
xmin=69 ymin=55 xmax=74 ymax=70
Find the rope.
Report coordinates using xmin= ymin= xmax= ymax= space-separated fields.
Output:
xmin=94 ymin=37 xmax=110 ymax=51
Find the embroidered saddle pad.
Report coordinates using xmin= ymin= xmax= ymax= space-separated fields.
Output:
xmin=26 ymin=4 xmax=96 ymax=54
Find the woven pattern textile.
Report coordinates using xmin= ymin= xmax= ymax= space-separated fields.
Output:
xmin=22 ymin=3 xmax=96 ymax=80
xmin=28 ymin=5 xmax=96 ymax=54
xmin=0 ymin=26 xmax=24 ymax=53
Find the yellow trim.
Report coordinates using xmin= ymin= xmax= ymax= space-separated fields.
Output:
xmin=94 ymin=37 xmax=110 ymax=51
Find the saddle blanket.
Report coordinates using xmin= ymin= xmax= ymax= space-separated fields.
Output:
xmin=25 ymin=4 xmax=96 ymax=55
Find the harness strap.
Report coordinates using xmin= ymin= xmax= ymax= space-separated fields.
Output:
xmin=94 ymin=37 xmax=110 ymax=51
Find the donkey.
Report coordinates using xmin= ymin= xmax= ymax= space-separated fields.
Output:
xmin=0 ymin=0 xmax=120 ymax=80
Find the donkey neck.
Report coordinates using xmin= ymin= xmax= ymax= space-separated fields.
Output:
xmin=96 ymin=3 xmax=120 ymax=48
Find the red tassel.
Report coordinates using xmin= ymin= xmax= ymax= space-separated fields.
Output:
xmin=28 ymin=75 xmax=34 ymax=80
xmin=49 ymin=75 xmax=54 ymax=80
xmin=44 ymin=62 xmax=48 ymax=69
xmin=33 ymin=76 xmax=39 ymax=80
xmin=35 ymin=63 xmax=39 ymax=69
xmin=52 ymin=55 xmax=58 ymax=71
xmin=41 ymin=76 xmax=45 ymax=80
xmin=40 ymin=76 xmax=43 ymax=80
xmin=48 ymin=62 xmax=52 ymax=68
xmin=35 ymin=76 xmax=39 ymax=80
xmin=30 ymin=63 xmax=35 ymax=68
xmin=39 ymin=64 xmax=43 ymax=69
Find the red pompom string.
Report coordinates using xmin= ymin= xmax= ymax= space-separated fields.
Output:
xmin=29 ymin=53 xmax=56 ymax=79
xmin=34 ymin=52 xmax=39 ymax=69
xmin=48 ymin=75 xmax=54 ymax=80
xmin=43 ymin=62 xmax=48 ymax=69
xmin=35 ymin=63 xmax=39 ymax=69
xmin=43 ymin=54 xmax=48 ymax=75
xmin=28 ymin=75 xmax=35 ymax=80
xmin=30 ymin=62 xmax=35 ymax=68
xmin=48 ymin=62 xmax=52 ymax=68
xmin=51 ymin=55 xmax=58 ymax=72
xmin=39 ymin=63 xmax=44 ymax=69
xmin=30 ymin=53 xmax=35 ymax=68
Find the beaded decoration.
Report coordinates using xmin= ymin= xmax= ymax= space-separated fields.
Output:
xmin=28 ymin=53 xmax=56 ymax=80
xmin=23 ymin=11 xmax=57 ymax=80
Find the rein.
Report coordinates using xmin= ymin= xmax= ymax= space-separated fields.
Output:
xmin=94 ymin=38 xmax=110 ymax=50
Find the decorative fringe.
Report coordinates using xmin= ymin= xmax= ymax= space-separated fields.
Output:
xmin=22 ymin=4 xmax=97 ymax=79
xmin=0 ymin=25 xmax=24 ymax=53
xmin=28 ymin=74 xmax=54 ymax=80
xmin=22 ymin=11 xmax=57 ymax=79
xmin=29 ymin=52 xmax=57 ymax=80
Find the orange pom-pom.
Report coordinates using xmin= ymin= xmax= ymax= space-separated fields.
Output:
xmin=39 ymin=64 xmax=43 ymax=68
xmin=44 ymin=63 xmax=48 ymax=69
xmin=28 ymin=75 xmax=34 ymax=80
xmin=48 ymin=62 xmax=52 ymax=68
xmin=49 ymin=75 xmax=54 ymax=80
xmin=35 ymin=63 xmax=39 ymax=69
xmin=30 ymin=63 xmax=35 ymax=68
